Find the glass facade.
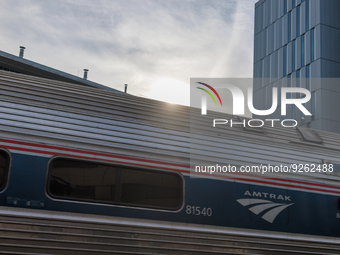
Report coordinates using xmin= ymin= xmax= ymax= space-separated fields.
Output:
xmin=254 ymin=0 xmax=340 ymax=133
xmin=306 ymin=65 xmax=310 ymax=90
xmin=296 ymin=70 xmax=300 ymax=98
xmin=301 ymin=34 xmax=304 ymax=67
xmin=311 ymin=28 xmax=314 ymax=62
xmin=306 ymin=0 xmax=309 ymax=30
xmin=288 ymin=12 xmax=291 ymax=42
xmin=297 ymin=5 xmax=300 ymax=36
xmin=284 ymin=0 xmax=287 ymax=14
xmin=254 ymin=0 xmax=314 ymax=81
xmin=292 ymin=40 xmax=295 ymax=71
xmin=284 ymin=45 xmax=287 ymax=76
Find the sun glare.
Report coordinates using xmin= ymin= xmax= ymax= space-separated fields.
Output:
xmin=144 ymin=78 xmax=190 ymax=106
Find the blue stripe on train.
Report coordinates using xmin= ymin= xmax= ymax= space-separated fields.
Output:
xmin=1 ymin=153 xmax=339 ymax=237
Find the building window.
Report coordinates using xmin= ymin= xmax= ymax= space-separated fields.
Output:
xmin=306 ymin=0 xmax=309 ymax=31
xmin=287 ymin=74 xmax=291 ymax=99
xmin=306 ymin=64 xmax=310 ymax=90
xmin=292 ymin=0 xmax=296 ymax=8
xmin=311 ymin=91 xmax=315 ymax=120
xmin=292 ymin=40 xmax=296 ymax=71
xmin=284 ymin=0 xmax=287 ymax=14
xmin=292 ymin=105 xmax=295 ymax=122
xmin=297 ymin=5 xmax=300 ymax=36
xmin=284 ymin=45 xmax=287 ymax=76
xmin=311 ymin=28 xmax=315 ymax=62
xmin=0 ymin=150 xmax=9 ymax=192
xmin=48 ymin=158 xmax=183 ymax=211
xmin=296 ymin=70 xmax=300 ymax=98
xmin=301 ymin=34 xmax=305 ymax=67
xmin=288 ymin=12 xmax=291 ymax=42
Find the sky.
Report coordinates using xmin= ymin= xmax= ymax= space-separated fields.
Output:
xmin=0 ymin=0 xmax=258 ymax=106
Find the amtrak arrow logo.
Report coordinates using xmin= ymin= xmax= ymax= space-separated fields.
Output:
xmin=237 ymin=198 xmax=294 ymax=223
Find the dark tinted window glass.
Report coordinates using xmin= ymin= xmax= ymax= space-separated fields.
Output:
xmin=297 ymin=70 xmax=300 ymax=98
xmin=0 ymin=151 xmax=8 ymax=191
xmin=301 ymin=34 xmax=305 ymax=67
xmin=49 ymin=159 xmax=117 ymax=202
xmin=288 ymin=12 xmax=291 ymax=42
xmin=283 ymin=45 xmax=287 ymax=76
xmin=311 ymin=28 xmax=314 ymax=61
xmin=306 ymin=65 xmax=310 ymax=90
xmin=48 ymin=158 xmax=183 ymax=210
xmin=287 ymin=74 xmax=291 ymax=99
xmin=306 ymin=0 xmax=309 ymax=30
xmin=292 ymin=40 xmax=296 ymax=71
xmin=297 ymin=5 xmax=300 ymax=36
xmin=120 ymin=168 xmax=182 ymax=209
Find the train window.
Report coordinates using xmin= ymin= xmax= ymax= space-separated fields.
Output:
xmin=0 ymin=150 xmax=9 ymax=191
xmin=48 ymin=158 xmax=183 ymax=210
xmin=120 ymin=168 xmax=182 ymax=209
xmin=49 ymin=159 xmax=117 ymax=202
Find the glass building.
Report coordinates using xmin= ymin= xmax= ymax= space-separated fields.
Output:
xmin=253 ymin=0 xmax=340 ymax=133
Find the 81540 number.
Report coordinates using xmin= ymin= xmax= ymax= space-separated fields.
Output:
xmin=186 ymin=205 xmax=212 ymax=216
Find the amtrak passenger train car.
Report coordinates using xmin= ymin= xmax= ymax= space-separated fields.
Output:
xmin=0 ymin=70 xmax=340 ymax=254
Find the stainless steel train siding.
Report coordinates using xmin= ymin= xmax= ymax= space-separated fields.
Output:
xmin=0 ymin=206 xmax=339 ymax=255
xmin=0 ymin=70 xmax=340 ymax=254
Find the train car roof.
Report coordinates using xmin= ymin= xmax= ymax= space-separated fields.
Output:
xmin=0 ymin=70 xmax=340 ymax=186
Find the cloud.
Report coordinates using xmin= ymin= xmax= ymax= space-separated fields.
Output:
xmin=0 ymin=0 xmax=258 ymax=106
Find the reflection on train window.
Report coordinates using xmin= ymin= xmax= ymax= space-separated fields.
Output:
xmin=49 ymin=159 xmax=117 ymax=202
xmin=0 ymin=150 xmax=9 ymax=191
xmin=48 ymin=158 xmax=183 ymax=210
xmin=120 ymin=168 xmax=182 ymax=209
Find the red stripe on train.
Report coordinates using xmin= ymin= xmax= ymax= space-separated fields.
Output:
xmin=0 ymin=138 xmax=188 ymax=168
xmin=1 ymin=138 xmax=340 ymax=194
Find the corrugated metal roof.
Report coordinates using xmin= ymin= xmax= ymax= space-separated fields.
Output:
xmin=1 ymin=70 xmax=340 ymax=186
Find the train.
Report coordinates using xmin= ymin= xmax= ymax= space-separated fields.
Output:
xmin=0 ymin=69 xmax=340 ymax=254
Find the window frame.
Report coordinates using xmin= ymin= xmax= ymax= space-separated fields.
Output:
xmin=46 ymin=156 xmax=185 ymax=212
xmin=0 ymin=148 xmax=11 ymax=193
